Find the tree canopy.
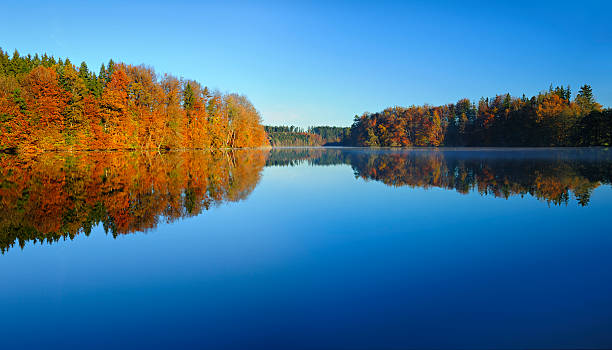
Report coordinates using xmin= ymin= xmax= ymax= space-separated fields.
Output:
xmin=0 ymin=49 xmax=268 ymax=152
xmin=347 ymin=85 xmax=610 ymax=147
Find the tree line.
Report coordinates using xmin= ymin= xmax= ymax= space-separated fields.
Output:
xmin=308 ymin=126 xmax=350 ymax=145
xmin=265 ymin=125 xmax=350 ymax=146
xmin=347 ymin=85 xmax=611 ymax=147
xmin=0 ymin=49 xmax=268 ymax=152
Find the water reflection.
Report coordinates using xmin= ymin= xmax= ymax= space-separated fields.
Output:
xmin=1 ymin=147 xmax=611 ymax=253
xmin=0 ymin=150 xmax=268 ymax=253
xmin=268 ymin=148 xmax=612 ymax=206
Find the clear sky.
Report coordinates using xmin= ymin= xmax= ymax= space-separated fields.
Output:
xmin=1 ymin=0 xmax=610 ymax=127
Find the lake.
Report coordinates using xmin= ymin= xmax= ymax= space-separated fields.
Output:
xmin=1 ymin=148 xmax=611 ymax=349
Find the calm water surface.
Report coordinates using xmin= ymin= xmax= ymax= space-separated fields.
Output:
xmin=1 ymin=148 xmax=612 ymax=349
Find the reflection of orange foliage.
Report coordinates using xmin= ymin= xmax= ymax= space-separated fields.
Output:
xmin=351 ymin=152 xmax=602 ymax=205
xmin=0 ymin=150 xmax=268 ymax=253
xmin=267 ymin=149 xmax=608 ymax=207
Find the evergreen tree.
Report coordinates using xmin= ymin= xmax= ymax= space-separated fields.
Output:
xmin=78 ymin=61 xmax=91 ymax=95
xmin=183 ymin=83 xmax=195 ymax=111
xmin=576 ymin=84 xmax=598 ymax=113
xmin=106 ymin=59 xmax=115 ymax=82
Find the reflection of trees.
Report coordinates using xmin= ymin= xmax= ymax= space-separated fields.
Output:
xmin=265 ymin=148 xmax=345 ymax=167
xmin=2 ymin=148 xmax=610 ymax=253
xmin=0 ymin=150 xmax=268 ymax=253
xmin=267 ymin=148 xmax=612 ymax=206
xmin=265 ymin=148 xmax=319 ymax=167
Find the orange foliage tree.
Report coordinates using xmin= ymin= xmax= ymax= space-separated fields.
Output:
xmin=0 ymin=49 xmax=269 ymax=152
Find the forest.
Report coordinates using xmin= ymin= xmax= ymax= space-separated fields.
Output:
xmin=2 ymin=49 xmax=611 ymax=153
xmin=265 ymin=125 xmax=349 ymax=146
xmin=0 ymin=49 xmax=268 ymax=152
xmin=347 ymin=85 xmax=611 ymax=147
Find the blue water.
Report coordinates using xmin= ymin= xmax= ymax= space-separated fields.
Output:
xmin=1 ymin=148 xmax=611 ymax=349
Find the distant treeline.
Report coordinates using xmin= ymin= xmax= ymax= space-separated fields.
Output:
xmin=347 ymin=85 xmax=611 ymax=147
xmin=0 ymin=49 xmax=268 ymax=152
xmin=265 ymin=125 xmax=350 ymax=146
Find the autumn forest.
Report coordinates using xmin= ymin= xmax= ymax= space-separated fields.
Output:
xmin=0 ymin=49 xmax=268 ymax=153
xmin=1 ymin=49 xmax=611 ymax=151
xmin=1 ymin=49 xmax=612 ymax=253
xmin=347 ymin=85 xmax=611 ymax=147
xmin=265 ymin=86 xmax=611 ymax=148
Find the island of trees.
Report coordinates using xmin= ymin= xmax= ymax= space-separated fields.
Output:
xmin=0 ymin=49 xmax=268 ymax=153
xmin=347 ymin=85 xmax=611 ymax=147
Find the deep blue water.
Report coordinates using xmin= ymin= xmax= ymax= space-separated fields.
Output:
xmin=1 ymin=148 xmax=611 ymax=349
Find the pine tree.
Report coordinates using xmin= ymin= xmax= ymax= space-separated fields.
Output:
xmin=575 ymin=84 xmax=599 ymax=113
xmin=78 ymin=61 xmax=91 ymax=94
xmin=106 ymin=59 xmax=115 ymax=83
xmin=78 ymin=61 xmax=101 ymax=96
xmin=183 ymin=83 xmax=195 ymax=111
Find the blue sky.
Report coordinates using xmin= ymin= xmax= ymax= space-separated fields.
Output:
xmin=1 ymin=0 xmax=610 ymax=127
